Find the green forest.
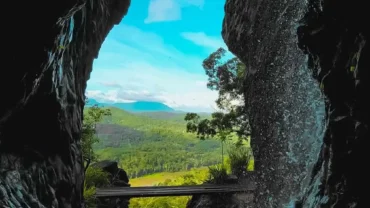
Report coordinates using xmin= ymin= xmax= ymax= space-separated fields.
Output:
xmin=83 ymin=106 xmax=253 ymax=207
xmin=91 ymin=107 xmax=227 ymax=178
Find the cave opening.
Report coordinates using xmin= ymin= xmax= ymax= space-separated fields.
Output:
xmin=83 ymin=0 xmax=328 ymax=207
xmin=1 ymin=0 xmax=368 ymax=208
xmin=83 ymin=1 xmax=252 ymax=208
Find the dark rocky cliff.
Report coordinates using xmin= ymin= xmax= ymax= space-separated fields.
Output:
xmin=296 ymin=1 xmax=369 ymax=207
xmin=223 ymin=0 xmax=368 ymax=207
xmin=0 ymin=0 xmax=130 ymax=207
xmin=223 ymin=0 xmax=324 ymax=207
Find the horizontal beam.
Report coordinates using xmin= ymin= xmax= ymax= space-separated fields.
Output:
xmin=95 ymin=184 xmax=255 ymax=198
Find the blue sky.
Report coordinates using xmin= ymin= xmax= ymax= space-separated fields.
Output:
xmin=86 ymin=0 xmax=230 ymax=112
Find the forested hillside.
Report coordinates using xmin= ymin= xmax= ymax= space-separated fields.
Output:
xmin=92 ymin=107 xmax=224 ymax=178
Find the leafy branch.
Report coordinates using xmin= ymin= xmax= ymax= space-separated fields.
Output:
xmin=82 ymin=99 xmax=111 ymax=172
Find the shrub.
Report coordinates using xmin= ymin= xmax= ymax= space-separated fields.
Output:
xmin=227 ymin=146 xmax=251 ymax=177
xmin=84 ymin=167 xmax=110 ymax=207
xmin=84 ymin=186 xmax=97 ymax=208
xmin=208 ymin=164 xmax=228 ymax=184
xmin=85 ymin=166 xmax=110 ymax=189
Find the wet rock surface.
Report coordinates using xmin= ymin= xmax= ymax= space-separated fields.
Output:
xmin=0 ymin=0 xmax=130 ymax=207
xmin=223 ymin=0 xmax=368 ymax=207
xmin=296 ymin=0 xmax=369 ymax=207
xmin=187 ymin=193 xmax=251 ymax=208
xmin=223 ymin=0 xmax=324 ymax=207
xmin=187 ymin=177 xmax=256 ymax=208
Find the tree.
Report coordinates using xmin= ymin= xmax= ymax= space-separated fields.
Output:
xmin=184 ymin=47 xmax=250 ymax=166
xmin=82 ymin=100 xmax=111 ymax=171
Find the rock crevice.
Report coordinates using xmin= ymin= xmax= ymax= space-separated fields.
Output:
xmin=296 ymin=0 xmax=369 ymax=206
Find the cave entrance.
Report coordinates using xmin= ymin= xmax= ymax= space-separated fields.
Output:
xmin=82 ymin=0 xmax=253 ymax=208
xmin=2 ymin=0 xmax=366 ymax=207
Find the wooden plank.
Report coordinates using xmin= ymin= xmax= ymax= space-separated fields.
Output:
xmin=95 ymin=185 xmax=255 ymax=198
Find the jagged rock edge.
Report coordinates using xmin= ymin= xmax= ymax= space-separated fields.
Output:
xmin=0 ymin=0 xmax=130 ymax=207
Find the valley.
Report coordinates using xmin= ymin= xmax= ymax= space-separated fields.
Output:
xmin=84 ymin=102 xmax=252 ymax=208
xmin=92 ymin=106 xmax=223 ymax=179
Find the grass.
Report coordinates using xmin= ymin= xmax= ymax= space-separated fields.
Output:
xmin=130 ymin=167 xmax=208 ymax=187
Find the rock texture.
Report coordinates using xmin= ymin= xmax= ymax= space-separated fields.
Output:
xmin=296 ymin=1 xmax=369 ymax=207
xmin=187 ymin=177 xmax=256 ymax=208
xmin=187 ymin=193 xmax=252 ymax=208
xmin=222 ymin=0 xmax=324 ymax=207
xmin=0 ymin=0 xmax=130 ymax=207
xmin=92 ymin=160 xmax=130 ymax=208
xmin=92 ymin=160 xmax=130 ymax=187
xmin=223 ymin=0 xmax=368 ymax=207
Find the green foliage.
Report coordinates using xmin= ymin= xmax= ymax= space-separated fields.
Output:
xmin=85 ymin=167 xmax=110 ymax=189
xmin=97 ymin=141 xmax=222 ymax=178
xmin=129 ymin=167 xmax=207 ymax=186
xmin=185 ymin=47 xmax=252 ymax=169
xmin=227 ymin=146 xmax=252 ymax=177
xmin=207 ymin=164 xmax=228 ymax=184
xmin=93 ymin=107 xmax=225 ymax=178
xmin=82 ymin=102 xmax=111 ymax=170
xmin=82 ymin=101 xmax=236 ymax=207
xmin=203 ymin=47 xmax=245 ymax=104
xmin=184 ymin=47 xmax=250 ymax=142
xmin=84 ymin=186 xmax=97 ymax=208
xmin=82 ymin=102 xmax=112 ymax=207
xmin=138 ymin=111 xmax=212 ymax=122
xmin=84 ymin=167 xmax=110 ymax=208
xmin=129 ymin=169 xmax=209 ymax=208
xmin=185 ymin=113 xmax=216 ymax=140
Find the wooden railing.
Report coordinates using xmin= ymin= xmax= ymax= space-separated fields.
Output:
xmin=95 ymin=184 xmax=255 ymax=198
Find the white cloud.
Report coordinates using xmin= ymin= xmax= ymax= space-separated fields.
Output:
xmin=181 ymin=32 xmax=227 ymax=50
xmin=144 ymin=0 xmax=204 ymax=23
xmin=144 ymin=0 xmax=181 ymax=23
xmin=88 ymin=24 xmax=218 ymax=112
xmin=88 ymin=62 xmax=218 ymax=112
xmin=86 ymin=90 xmax=134 ymax=103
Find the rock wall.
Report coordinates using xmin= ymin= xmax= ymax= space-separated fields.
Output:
xmin=0 ymin=0 xmax=130 ymax=207
xmin=223 ymin=0 xmax=368 ymax=207
xmin=296 ymin=0 xmax=369 ymax=207
xmin=222 ymin=0 xmax=325 ymax=207
xmin=187 ymin=179 xmax=256 ymax=208
xmin=187 ymin=193 xmax=254 ymax=208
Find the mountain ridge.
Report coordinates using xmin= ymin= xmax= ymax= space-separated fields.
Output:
xmin=86 ymin=98 xmax=176 ymax=112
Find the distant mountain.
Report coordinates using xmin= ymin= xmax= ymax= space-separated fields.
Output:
xmin=86 ymin=99 xmax=175 ymax=112
xmin=111 ymin=101 xmax=175 ymax=112
xmin=139 ymin=111 xmax=212 ymax=122
xmin=86 ymin=98 xmax=101 ymax=106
